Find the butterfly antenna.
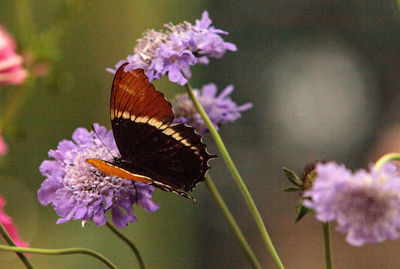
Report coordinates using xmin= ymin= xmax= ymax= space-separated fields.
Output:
xmin=132 ymin=182 xmax=139 ymax=204
xmin=91 ymin=124 xmax=116 ymax=159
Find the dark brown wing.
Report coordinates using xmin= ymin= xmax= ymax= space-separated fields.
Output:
xmin=110 ymin=63 xmax=214 ymax=194
xmin=111 ymin=64 xmax=174 ymax=158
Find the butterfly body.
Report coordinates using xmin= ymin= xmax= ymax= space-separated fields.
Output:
xmin=87 ymin=64 xmax=214 ymax=202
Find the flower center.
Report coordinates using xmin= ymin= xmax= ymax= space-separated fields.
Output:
xmin=337 ymin=187 xmax=392 ymax=225
xmin=62 ymin=146 xmax=129 ymax=202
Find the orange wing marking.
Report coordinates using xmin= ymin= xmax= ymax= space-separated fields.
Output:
xmin=86 ymin=159 xmax=152 ymax=184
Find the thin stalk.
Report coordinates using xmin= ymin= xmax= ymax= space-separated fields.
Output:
xmin=374 ymin=153 xmax=400 ymax=170
xmin=205 ymin=174 xmax=262 ymax=269
xmin=0 ymin=245 xmax=117 ymax=269
xmin=0 ymin=222 xmax=33 ymax=269
xmin=184 ymin=82 xmax=284 ymax=269
xmin=322 ymin=222 xmax=333 ymax=269
xmin=105 ymin=222 xmax=145 ymax=269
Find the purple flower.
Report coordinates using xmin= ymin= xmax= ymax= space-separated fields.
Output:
xmin=107 ymin=11 xmax=236 ymax=85
xmin=304 ymin=162 xmax=400 ymax=246
xmin=172 ymin=83 xmax=252 ymax=134
xmin=38 ymin=124 xmax=159 ymax=228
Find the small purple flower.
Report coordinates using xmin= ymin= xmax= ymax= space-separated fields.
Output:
xmin=304 ymin=162 xmax=400 ymax=246
xmin=107 ymin=11 xmax=236 ymax=85
xmin=155 ymin=43 xmax=197 ymax=85
xmin=38 ymin=124 xmax=159 ymax=228
xmin=192 ymin=11 xmax=237 ymax=59
xmin=172 ymin=83 xmax=252 ymax=134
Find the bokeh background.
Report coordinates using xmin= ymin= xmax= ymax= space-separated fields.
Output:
xmin=1 ymin=0 xmax=400 ymax=268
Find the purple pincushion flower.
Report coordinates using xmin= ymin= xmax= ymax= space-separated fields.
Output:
xmin=304 ymin=162 xmax=400 ymax=246
xmin=172 ymin=83 xmax=252 ymax=134
xmin=38 ymin=124 xmax=159 ymax=228
xmin=107 ymin=11 xmax=236 ymax=85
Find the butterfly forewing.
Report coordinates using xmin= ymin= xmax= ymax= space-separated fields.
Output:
xmin=111 ymin=66 xmax=174 ymax=158
xmin=110 ymin=63 xmax=214 ymax=194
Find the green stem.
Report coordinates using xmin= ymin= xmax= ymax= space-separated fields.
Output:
xmin=374 ymin=153 xmax=400 ymax=170
xmin=184 ymin=82 xmax=284 ymax=269
xmin=0 ymin=222 xmax=33 ymax=269
xmin=105 ymin=222 xmax=145 ymax=269
xmin=205 ymin=174 xmax=262 ymax=269
xmin=322 ymin=222 xmax=333 ymax=269
xmin=0 ymin=245 xmax=117 ymax=269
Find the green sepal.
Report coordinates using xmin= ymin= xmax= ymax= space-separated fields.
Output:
xmin=282 ymin=186 xmax=301 ymax=192
xmin=295 ymin=204 xmax=311 ymax=223
xmin=282 ymin=167 xmax=302 ymax=186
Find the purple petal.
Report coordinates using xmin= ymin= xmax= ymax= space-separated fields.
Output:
xmin=196 ymin=11 xmax=212 ymax=29
xmin=111 ymin=206 xmax=136 ymax=228
xmin=168 ymin=66 xmax=187 ymax=85
xmin=37 ymin=179 xmax=63 ymax=205
xmin=201 ymin=83 xmax=218 ymax=97
xmin=93 ymin=207 xmax=107 ymax=226
xmin=224 ymin=42 xmax=237 ymax=51
xmin=218 ymin=85 xmax=234 ymax=100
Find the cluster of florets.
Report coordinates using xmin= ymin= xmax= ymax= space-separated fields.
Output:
xmin=304 ymin=162 xmax=400 ymax=246
xmin=107 ymin=11 xmax=236 ymax=85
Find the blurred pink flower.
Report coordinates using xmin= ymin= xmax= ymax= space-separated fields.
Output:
xmin=0 ymin=130 xmax=8 ymax=156
xmin=0 ymin=194 xmax=29 ymax=251
xmin=0 ymin=26 xmax=27 ymax=85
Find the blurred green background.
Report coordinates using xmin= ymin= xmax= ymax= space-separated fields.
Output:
xmin=1 ymin=0 xmax=400 ymax=268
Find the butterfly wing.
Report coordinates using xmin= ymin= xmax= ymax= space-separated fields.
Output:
xmin=110 ymin=63 xmax=214 ymax=195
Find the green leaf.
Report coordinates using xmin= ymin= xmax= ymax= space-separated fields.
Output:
xmin=282 ymin=167 xmax=302 ymax=186
xmin=282 ymin=186 xmax=301 ymax=192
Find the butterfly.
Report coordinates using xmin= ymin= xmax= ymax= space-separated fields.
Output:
xmin=86 ymin=63 xmax=215 ymax=203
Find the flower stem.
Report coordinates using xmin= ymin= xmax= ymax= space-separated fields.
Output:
xmin=205 ymin=174 xmax=262 ymax=269
xmin=105 ymin=222 xmax=145 ymax=269
xmin=322 ymin=222 xmax=333 ymax=269
xmin=374 ymin=153 xmax=400 ymax=170
xmin=0 ymin=245 xmax=117 ymax=269
xmin=184 ymin=82 xmax=284 ymax=269
xmin=0 ymin=222 xmax=33 ymax=269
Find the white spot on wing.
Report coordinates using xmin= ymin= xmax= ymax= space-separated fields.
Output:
xmin=122 ymin=111 xmax=130 ymax=119
xmin=133 ymin=116 xmax=149 ymax=123
xmin=172 ymin=133 xmax=183 ymax=141
xmin=181 ymin=139 xmax=191 ymax=146
xmin=148 ymin=118 xmax=163 ymax=128
xmin=162 ymin=128 xmax=175 ymax=136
